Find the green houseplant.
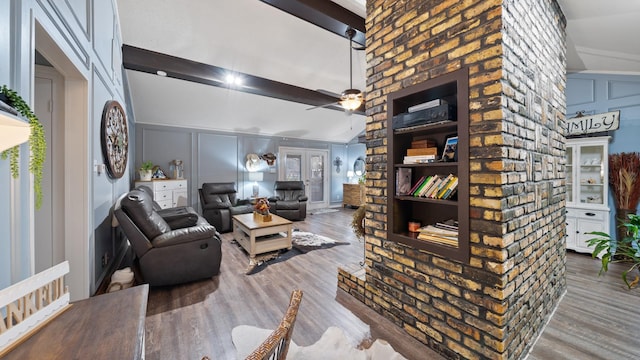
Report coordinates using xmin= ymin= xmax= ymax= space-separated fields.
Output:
xmin=1 ymin=85 xmax=46 ymax=209
xmin=139 ymin=161 xmax=154 ymax=181
xmin=587 ymin=213 xmax=640 ymax=289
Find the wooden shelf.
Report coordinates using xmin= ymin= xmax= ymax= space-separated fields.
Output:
xmin=386 ymin=67 xmax=469 ymax=263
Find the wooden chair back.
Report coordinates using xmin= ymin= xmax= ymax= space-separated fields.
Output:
xmin=245 ymin=289 xmax=303 ymax=360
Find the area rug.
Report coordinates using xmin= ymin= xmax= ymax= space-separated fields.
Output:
xmin=242 ymin=232 xmax=350 ymax=275
xmin=309 ymin=208 xmax=340 ymax=215
xmin=232 ymin=325 xmax=407 ymax=360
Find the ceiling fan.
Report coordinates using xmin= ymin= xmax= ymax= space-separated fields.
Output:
xmin=307 ymin=27 xmax=364 ymax=114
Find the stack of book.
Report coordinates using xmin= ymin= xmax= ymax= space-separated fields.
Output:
xmin=403 ymin=137 xmax=437 ymax=164
xmin=407 ymin=173 xmax=458 ymax=199
xmin=417 ymin=220 xmax=458 ymax=247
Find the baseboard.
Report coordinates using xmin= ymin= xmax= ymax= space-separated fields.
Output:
xmin=93 ymin=241 xmax=132 ymax=296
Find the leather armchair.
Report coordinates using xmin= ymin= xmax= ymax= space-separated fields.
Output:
xmin=199 ymin=182 xmax=253 ymax=233
xmin=136 ymin=185 xmax=200 ymax=229
xmin=114 ymin=188 xmax=222 ymax=286
xmin=268 ymin=181 xmax=308 ymax=221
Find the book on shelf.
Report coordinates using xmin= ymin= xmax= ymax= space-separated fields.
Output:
xmin=417 ymin=224 xmax=458 ymax=247
xmin=428 ymin=174 xmax=453 ymax=198
xmin=443 ymin=185 xmax=458 ymax=200
xmin=403 ymin=155 xmax=436 ymax=164
xmin=418 ymin=224 xmax=458 ymax=237
xmin=434 ymin=175 xmax=458 ymax=199
xmin=408 ymin=175 xmax=427 ymax=195
xmin=441 ymin=178 xmax=458 ymax=199
xmin=416 ymin=233 xmax=458 ymax=247
xmin=414 ymin=175 xmax=435 ymax=196
xmin=408 ymin=99 xmax=448 ymax=113
xmin=406 ymin=147 xmax=438 ymax=156
xmin=418 ymin=175 xmax=441 ymax=197
xmin=435 ymin=220 xmax=458 ymax=231
xmin=396 ymin=168 xmax=413 ymax=195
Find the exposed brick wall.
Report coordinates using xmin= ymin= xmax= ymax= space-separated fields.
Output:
xmin=341 ymin=1 xmax=567 ymax=359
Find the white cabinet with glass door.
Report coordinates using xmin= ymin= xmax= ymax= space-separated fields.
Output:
xmin=278 ymin=147 xmax=329 ymax=210
xmin=565 ymin=136 xmax=610 ymax=254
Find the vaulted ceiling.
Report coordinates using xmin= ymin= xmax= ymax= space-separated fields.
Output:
xmin=116 ymin=0 xmax=640 ymax=144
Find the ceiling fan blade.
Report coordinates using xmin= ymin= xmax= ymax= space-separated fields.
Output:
xmin=306 ymin=101 xmax=339 ymax=111
xmin=316 ymin=89 xmax=341 ymax=98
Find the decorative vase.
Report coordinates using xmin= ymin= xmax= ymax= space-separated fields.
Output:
xmin=615 ymin=208 xmax=637 ymax=241
xmin=139 ymin=170 xmax=152 ymax=181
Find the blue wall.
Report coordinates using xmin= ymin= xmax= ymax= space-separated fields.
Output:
xmin=136 ymin=124 xmax=366 ymax=210
xmin=566 ymin=72 xmax=640 ymax=234
xmin=1 ymin=0 xmax=132 ymax=298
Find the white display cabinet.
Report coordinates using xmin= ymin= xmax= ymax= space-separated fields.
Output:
xmin=565 ymin=136 xmax=610 ymax=254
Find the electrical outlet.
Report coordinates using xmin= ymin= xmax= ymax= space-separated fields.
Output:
xmin=102 ymin=252 xmax=109 ymax=267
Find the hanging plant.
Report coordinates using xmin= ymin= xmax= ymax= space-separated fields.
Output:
xmin=1 ymin=85 xmax=46 ymax=209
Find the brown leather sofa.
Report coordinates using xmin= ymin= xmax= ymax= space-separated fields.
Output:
xmin=268 ymin=181 xmax=308 ymax=221
xmin=114 ymin=188 xmax=222 ymax=286
xmin=199 ymin=182 xmax=253 ymax=233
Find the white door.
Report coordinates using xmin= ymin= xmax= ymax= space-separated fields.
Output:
xmin=34 ymin=66 xmax=65 ymax=273
xmin=278 ymin=147 xmax=329 ymax=210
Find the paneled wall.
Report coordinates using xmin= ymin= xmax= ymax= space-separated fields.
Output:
xmin=136 ymin=124 xmax=365 ymax=210
xmin=566 ymin=73 xmax=640 ymax=232
xmin=0 ymin=0 xmax=131 ymax=299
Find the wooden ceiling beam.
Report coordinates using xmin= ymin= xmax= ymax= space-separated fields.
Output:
xmin=122 ymin=45 xmax=363 ymax=113
xmin=122 ymin=3 xmax=366 ymax=114
xmin=259 ymin=0 xmax=366 ymax=46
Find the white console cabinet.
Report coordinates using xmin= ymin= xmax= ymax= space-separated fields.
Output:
xmin=135 ymin=179 xmax=188 ymax=209
xmin=565 ymin=136 xmax=610 ymax=254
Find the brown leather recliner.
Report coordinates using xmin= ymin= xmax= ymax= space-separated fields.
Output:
xmin=199 ymin=182 xmax=253 ymax=233
xmin=114 ymin=188 xmax=222 ymax=286
xmin=268 ymin=181 xmax=308 ymax=221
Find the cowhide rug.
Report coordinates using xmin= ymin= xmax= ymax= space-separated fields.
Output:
xmin=242 ymin=231 xmax=350 ymax=274
xmin=232 ymin=325 xmax=407 ymax=360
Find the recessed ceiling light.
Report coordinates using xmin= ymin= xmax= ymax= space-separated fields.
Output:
xmin=225 ymin=74 xmax=243 ymax=86
xmin=156 ymin=70 xmax=167 ymax=77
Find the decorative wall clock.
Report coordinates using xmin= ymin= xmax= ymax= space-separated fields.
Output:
xmin=100 ymin=100 xmax=128 ymax=179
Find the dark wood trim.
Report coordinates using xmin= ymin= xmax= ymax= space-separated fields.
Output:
xmin=259 ymin=0 xmax=365 ymax=46
xmin=386 ymin=67 xmax=469 ymax=263
xmin=122 ymin=44 xmax=364 ymax=114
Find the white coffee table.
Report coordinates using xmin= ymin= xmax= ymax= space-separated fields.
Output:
xmin=232 ymin=213 xmax=293 ymax=272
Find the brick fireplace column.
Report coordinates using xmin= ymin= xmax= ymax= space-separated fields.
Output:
xmin=339 ymin=1 xmax=568 ymax=359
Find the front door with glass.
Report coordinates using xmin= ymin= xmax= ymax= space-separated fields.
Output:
xmin=279 ymin=147 xmax=329 ymax=210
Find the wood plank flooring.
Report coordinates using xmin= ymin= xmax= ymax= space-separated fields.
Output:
xmin=527 ymin=250 xmax=640 ymax=360
xmin=143 ymin=208 xmax=640 ymax=360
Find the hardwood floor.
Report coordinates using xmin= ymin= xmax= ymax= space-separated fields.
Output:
xmin=143 ymin=208 xmax=640 ymax=360
xmin=527 ymin=251 xmax=640 ymax=360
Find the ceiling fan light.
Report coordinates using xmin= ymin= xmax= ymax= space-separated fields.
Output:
xmin=340 ymin=89 xmax=363 ymax=111
xmin=340 ymin=98 xmax=362 ymax=111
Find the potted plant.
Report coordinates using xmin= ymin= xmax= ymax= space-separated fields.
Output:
xmin=139 ymin=161 xmax=154 ymax=181
xmin=1 ymin=85 xmax=46 ymax=209
xmin=608 ymin=152 xmax=640 ymax=240
xmin=588 ymin=213 xmax=640 ymax=289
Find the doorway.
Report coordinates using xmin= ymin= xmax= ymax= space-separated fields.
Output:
xmin=278 ymin=147 xmax=329 ymax=210
xmin=34 ymin=65 xmax=65 ymax=273
xmin=34 ymin=21 xmax=90 ymax=300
